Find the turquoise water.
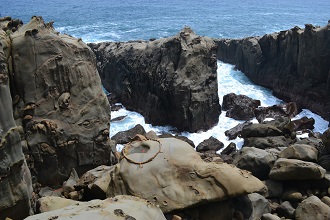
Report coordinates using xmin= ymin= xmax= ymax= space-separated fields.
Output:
xmin=2 ymin=0 xmax=330 ymax=42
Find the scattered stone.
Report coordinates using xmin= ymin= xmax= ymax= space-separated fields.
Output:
xmin=241 ymin=124 xmax=283 ymax=138
xmin=263 ymin=180 xmax=283 ymax=198
xmin=269 ymin=158 xmax=326 ymax=181
xmin=281 ymin=188 xmax=303 ymax=202
xmin=318 ymin=155 xmax=330 ymax=171
xmin=225 ymin=121 xmax=252 ymax=140
xmin=321 ymin=196 xmax=330 ymax=207
xmin=145 ymin=130 xmax=158 ymax=140
xmin=233 ymin=147 xmax=278 ymax=180
xmin=286 ymin=117 xmax=315 ymax=132
xmin=222 ymin=93 xmax=260 ymax=120
xmin=196 ymin=136 xmax=224 ymax=152
xmin=261 ymin=213 xmax=281 ymax=220
xmin=111 ymin=124 xmax=146 ymax=144
xmin=221 ymin=142 xmax=237 ymax=155
xmin=279 ymin=144 xmax=318 ymax=162
xmin=110 ymin=115 xmax=126 ymax=122
xmin=233 ymin=193 xmax=270 ymax=220
xmin=295 ymin=196 xmax=330 ymax=220
xmin=276 ymin=201 xmax=295 ymax=219
xmin=254 ymin=102 xmax=298 ymax=123
xmin=244 ymin=136 xmax=291 ymax=149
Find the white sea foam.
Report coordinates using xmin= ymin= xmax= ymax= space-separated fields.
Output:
xmin=110 ymin=61 xmax=329 ymax=151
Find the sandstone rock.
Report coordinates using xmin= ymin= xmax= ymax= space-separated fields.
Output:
xmin=295 ymin=196 xmax=330 ymax=220
xmin=111 ymin=124 xmax=146 ymax=144
xmin=9 ymin=16 xmax=111 ymax=185
xmin=0 ymin=25 xmax=32 ymax=219
xmin=215 ymin=23 xmax=330 ymax=121
xmin=269 ymin=158 xmax=326 ymax=181
xmin=241 ymin=124 xmax=283 ymax=138
xmin=36 ymin=196 xmax=82 ymax=213
xmin=196 ymin=136 xmax=224 ymax=152
xmin=77 ymin=138 xmax=265 ymax=213
xmin=90 ymin=27 xmax=221 ymax=132
xmin=279 ymin=144 xmax=318 ymax=162
xmin=233 ymin=147 xmax=278 ymax=180
xmin=222 ymin=93 xmax=260 ymax=120
xmin=244 ymin=136 xmax=291 ymax=149
xmin=225 ymin=121 xmax=252 ymax=140
xmin=28 ymin=195 xmax=166 ymax=220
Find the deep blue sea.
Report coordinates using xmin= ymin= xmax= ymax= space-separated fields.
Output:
xmin=2 ymin=0 xmax=329 ymax=147
xmin=2 ymin=0 xmax=330 ymax=42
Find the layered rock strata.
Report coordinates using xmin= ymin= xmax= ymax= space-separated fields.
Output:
xmin=215 ymin=22 xmax=330 ymax=121
xmin=90 ymin=27 xmax=221 ymax=132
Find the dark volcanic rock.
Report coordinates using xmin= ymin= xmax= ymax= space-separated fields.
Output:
xmin=90 ymin=27 xmax=221 ymax=132
xmin=111 ymin=124 xmax=146 ymax=144
xmin=225 ymin=121 xmax=252 ymax=140
xmin=222 ymin=93 xmax=260 ymax=120
xmin=196 ymin=136 xmax=224 ymax=152
xmin=215 ymin=23 xmax=330 ymax=121
xmin=254 ymin=102 xmax=298 ymax=123
xmin=241 ymin=124 xmax=283 ymax=138
xmin=244 ymin=136 xmax=292 ymax=149
xmin=9 ymin=17 xmax=112 ymax=185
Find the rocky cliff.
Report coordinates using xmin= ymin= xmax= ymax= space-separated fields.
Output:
xmin=215 ymin=22 xmax=330 ymax=121
xmin=89 ymin=27 xmax=221 ymax=132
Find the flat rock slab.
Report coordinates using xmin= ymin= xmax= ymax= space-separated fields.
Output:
xmin=269 ymin=158 xmax=326 ymax=181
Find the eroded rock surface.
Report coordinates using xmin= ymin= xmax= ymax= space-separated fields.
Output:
xmin=90 ymin=27 xmax=221 ymax=132
xmin=7 ymin=16 xmax=112 ymax=185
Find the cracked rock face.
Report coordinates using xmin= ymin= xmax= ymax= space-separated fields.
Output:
xmin=7 ymin=16 xmax=111 ymax=185
xmin=90 ymin=27 xmax=221 ymax=132
xmin=78 ymin=138 xmax=265 ymax=213
xmin=0 ymin=27 xmax=32 ymax=219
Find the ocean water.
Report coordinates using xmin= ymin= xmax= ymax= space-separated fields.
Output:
xmin=2 ymin=0 xmax=329 ymax=148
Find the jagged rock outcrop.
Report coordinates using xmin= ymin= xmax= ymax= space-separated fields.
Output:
xmin=0 ymin=16 xmax=112 ymax=187
xmin=215 ymin=22 xmax=330 ymax=121
xmin=0 ymin=21 xmax=32 ymax=220
xmin=89 ymin=27 xmax=221 ymax=132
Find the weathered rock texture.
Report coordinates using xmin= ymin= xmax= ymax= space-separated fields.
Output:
xmin=26 ymin=195 xmax=166 ymax=220
xmin=0 ymin=21 xmax=32 ymax=220
xmin=215 ymin=22 xmax=330 ymax=121
xmin=76 ymin=138 xmax=265 ymax=213
xmin=90 ymin=27 xmax=221 ymax=132
xmin=0 ymin=16 xmax=112 ymax=188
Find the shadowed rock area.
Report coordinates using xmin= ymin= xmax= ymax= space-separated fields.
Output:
xmin=89 ymin=27 xmax=221 ymax=132
xmin=215 ymin=22 xmax=330 ymax=121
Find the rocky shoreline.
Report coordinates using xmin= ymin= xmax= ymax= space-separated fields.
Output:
xmin=1 ymin=16 xmax=330 ymax=220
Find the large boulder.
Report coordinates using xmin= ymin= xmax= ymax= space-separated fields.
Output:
xmin=8 ymin=16 xmax=112 ymax=185
xmin=76 ymin=138 xmax=265 ymax=213
xmin=222 ymin=93 xmax=260 ymax=120
xmin=215 ymin=23 xmax=330 ymax=121
xmin=279 ymin=144 xmax=318 ymax=162
xmin=254 ymin=102 xmax=298 ymax=123
xmin=90 ymin=27 xmax=221 ymax=132
xmin=295 ymin=196 xmax=330 ymax=220
xmin=26 ymin=195 xmax=167 ymax=220
xmin=0 ymin=23 xmax=32 ymax=220
xmin=241 ymin=124 xmax=283 ymax=138
xmin=269 ymin=158 xmax=326 ymax=181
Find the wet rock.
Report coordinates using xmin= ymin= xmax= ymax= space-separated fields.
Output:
xmin=295 ymin=196 xmax=330 ymax=220
xmin=110 ymin=115 xmax=126 ymax=122
xmin=241 ymin=124 xmax=283 ymax=138
xmin=28 ymin=195 xmax=166 ymax=220
xmin=196 ymin=136 xmax=224 ymax=152
xmin=269 ymin=158 xmax=326 ymax=181
xmin=90 ymin=27 xmax=221 ymax=132
xmin=77 ymin=137 xmax=265 ymax=213
xmin=215 ymin=23 xmax=330 ymax=122
xmin=221 ymin=142 xmax=237 ymax=155
xmin=222 ymin=93 xmax=260 ymax=120
xmin=279 ymin=144 xmax=318 ymax=162
xmin=244 ymin=136 xmax=291 ymax=149
xmin=254 ymin=102 xmax=298 ymax=123
xmin=286 ymin=116 xmax=315 ymax=132
xmin=10 ymin=16 xmax=112 ymax=185
xmin=111 ymin=124 xmax=146 ymax=144
xmin=225 ymin=121 xmax=252 ymax=140
xmin=233 ymin=147 xmax=278 ymax=180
